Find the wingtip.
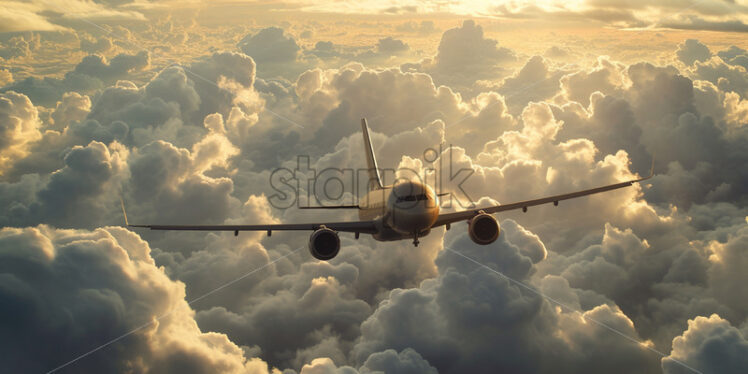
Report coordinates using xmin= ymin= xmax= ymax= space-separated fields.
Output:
xmin=361 ymin=118 xmax=367 ymax=127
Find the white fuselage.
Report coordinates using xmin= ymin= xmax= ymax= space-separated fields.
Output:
xmin=358 ymin=181 xmax=439 ymax=241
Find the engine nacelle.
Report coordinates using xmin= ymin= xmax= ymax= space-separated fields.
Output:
xmin=468 ymin=213 xmax=500 ymax=245
xmin=309 ymin=227 xmax=340 ymax=260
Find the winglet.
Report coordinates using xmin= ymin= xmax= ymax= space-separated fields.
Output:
xmin=637 ymin=155 xmax=655 ymax=182
xmin=120 ymin=197 xmax=130 ymax=226
xmin=649 ymin=155 xmax=655 ymax=178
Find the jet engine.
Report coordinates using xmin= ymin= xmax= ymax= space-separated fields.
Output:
xmin=468 ymin=212 xmax=500 ymax=245
xmin=309 ymin=227 xmax=340 ymax=260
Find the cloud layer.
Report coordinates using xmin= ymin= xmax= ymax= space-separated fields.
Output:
xmin=1 ymin=13 xmax=747 ymax=374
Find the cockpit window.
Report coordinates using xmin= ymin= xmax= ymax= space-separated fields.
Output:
xmin=396 ymin=194 xmax=428 ymax=203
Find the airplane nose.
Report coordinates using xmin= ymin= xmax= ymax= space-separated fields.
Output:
xmin=390 ymin=201 xmax=439 ymax=234
xmin=388 ymin=181 xmax=439 ymax=234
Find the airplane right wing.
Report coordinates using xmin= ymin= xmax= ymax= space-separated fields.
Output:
xmin=127 ymin=221 xmax=378 ymax=234
xmin=433 ymin=160 xmax=654 ymax=228
xmin=121 ymin=199 xmax=377 ymax=235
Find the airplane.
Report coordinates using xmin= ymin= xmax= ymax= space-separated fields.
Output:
xmin=123 ymin=118 xmax=654 ymax=261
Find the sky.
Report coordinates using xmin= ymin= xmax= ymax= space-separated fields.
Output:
xmin=1 ymin=0 xmax=748 ymax=373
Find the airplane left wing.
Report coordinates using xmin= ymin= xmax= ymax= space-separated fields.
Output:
xmin=433 ymin=162 xmax=654 ymax=228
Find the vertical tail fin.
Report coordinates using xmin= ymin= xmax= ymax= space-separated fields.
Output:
xmin=361 ymin=118 xmax=383 ymax=190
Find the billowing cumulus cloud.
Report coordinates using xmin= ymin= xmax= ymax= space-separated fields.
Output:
xmin=1 ymin=7 xmax=747 ymax=374
xmin=0 ymin=33 xmax=39 ymax=59
xmin=239 ymin=27 xmax=300 ymax=65
xmin=662 ymin=314 xmax=748 ymax=374
xmin=2 ymin=50 xmax=150 ymax=107
xmin=296 ymin=349 xmax=437 ymax=374
xmin=411 ymin=20 xmax=517 ymax=92
xmin=0 ymin=91 xmax=42 ymax=173
xmin=717 ymin=46 xmax=748 ymax=70
xmin=691 ymin=57 xmax=748 ymax=98
xmin=557 ymin=56 xmax=627 ymax=107
xmin=80 ymin=36 xmax=114 ymax=54
xmin=676 ymin=39 xmax=712 ymax=66
xmin=375 ymin=37 xmax=408 ymax=55
xmin=0 ymin=225 xmax=276 ymax=373
xmin=0 ymin=69 xmax=11 ymax=87
xmin=51 ymin=92 xmax=92 ymax=130
xmin=352 ymin=226 xmax=660 ymax=373
xmin=497 ymin=55 xmax=567 ymax=115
